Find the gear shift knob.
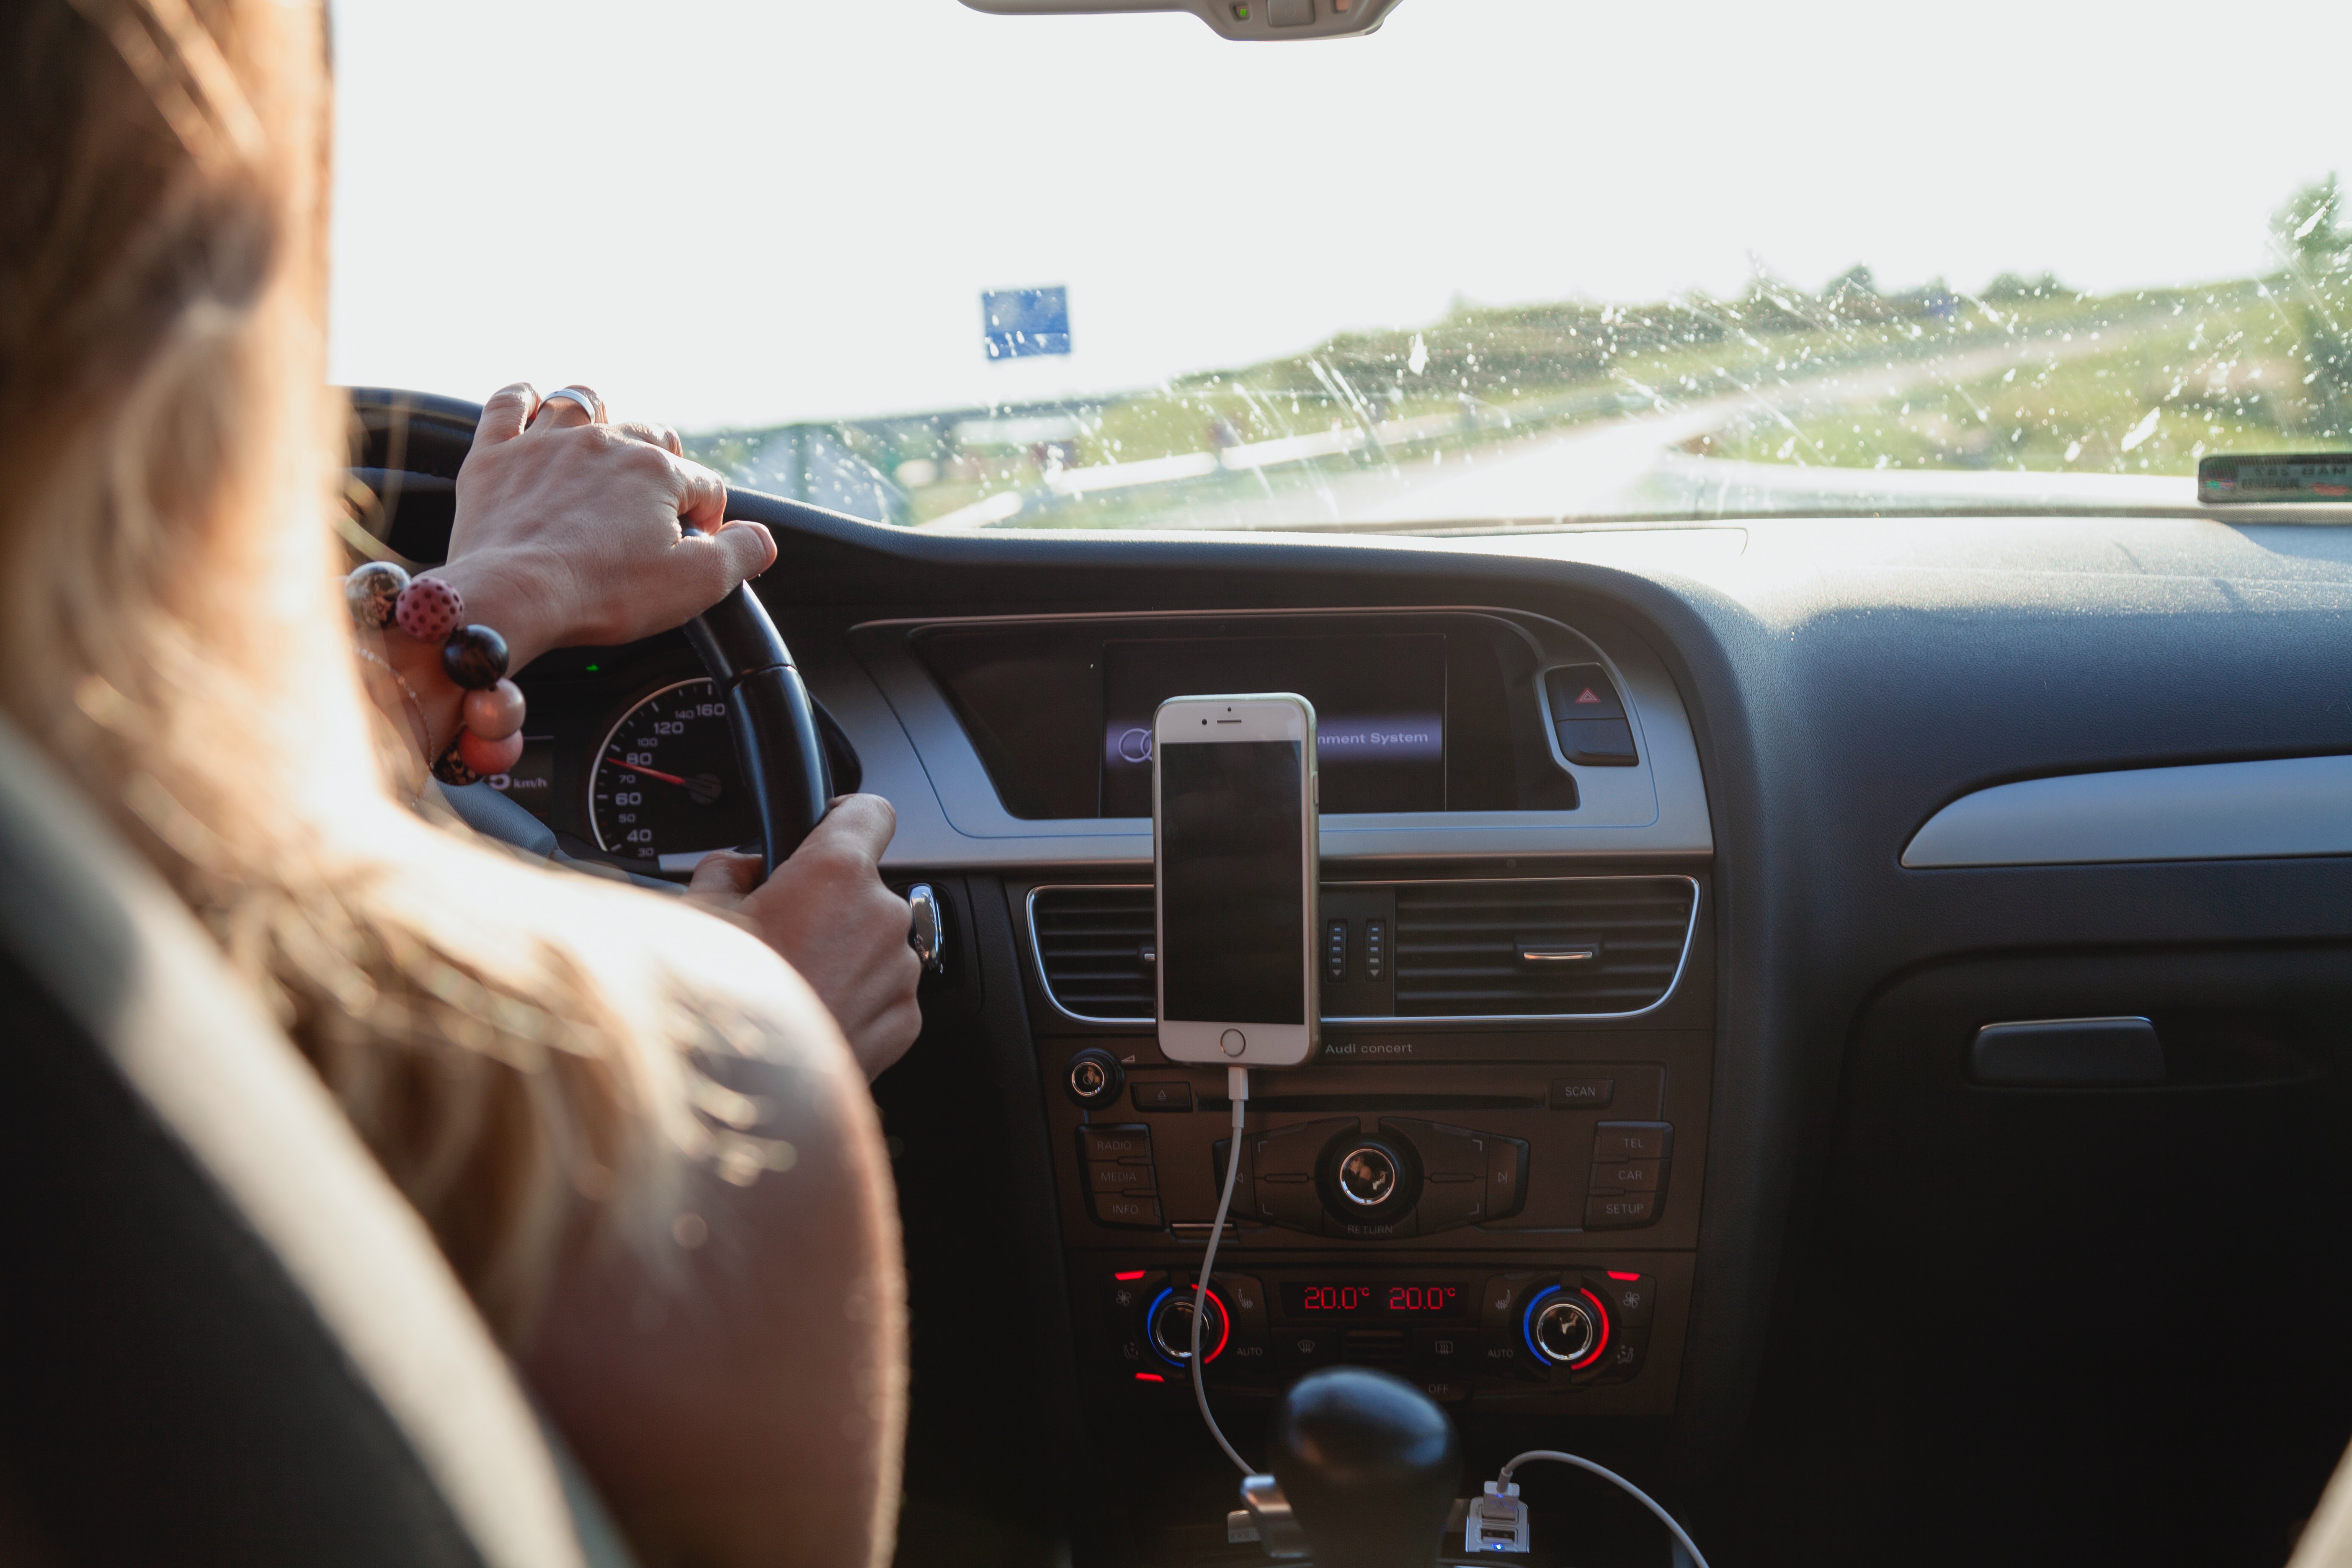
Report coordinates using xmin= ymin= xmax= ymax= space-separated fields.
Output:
xmin=1267 ymin=1367 xmax=1461 ymax=1568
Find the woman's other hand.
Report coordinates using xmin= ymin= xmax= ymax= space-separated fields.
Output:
xmin=685 ymin=795 xmax=924 ymax=1081
xmin=437 ymin=382 xmax=778 ymax=668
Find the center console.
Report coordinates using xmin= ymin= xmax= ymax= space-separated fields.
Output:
xmin=1019 ymin=872 xmax=1713 ymax=1420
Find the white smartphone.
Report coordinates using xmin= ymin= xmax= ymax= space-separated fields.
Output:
xmin=1153 ymin=693 xmax=1320 ymax=1066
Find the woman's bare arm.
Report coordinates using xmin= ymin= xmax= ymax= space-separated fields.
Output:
xmin=516 ymin=972 xmax=905 ymax=1568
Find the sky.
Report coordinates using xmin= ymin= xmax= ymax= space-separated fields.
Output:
xmin=325 ymin=0 xmax=2351 ymax=432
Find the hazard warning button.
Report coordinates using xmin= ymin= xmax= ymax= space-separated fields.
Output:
xmin=1543 ymin=664 xmax=1626 ymax=721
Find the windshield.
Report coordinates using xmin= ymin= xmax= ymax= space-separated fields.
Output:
xmin=328 ymin=0 xmax=2352 ymax=533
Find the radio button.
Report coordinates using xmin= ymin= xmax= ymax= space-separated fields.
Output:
xmin=1081 ymin=1125 xmax=1154 ymax=1163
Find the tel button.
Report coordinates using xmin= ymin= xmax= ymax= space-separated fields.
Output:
xmin=1594 ymin=1122 xmax=1673 ymax=1161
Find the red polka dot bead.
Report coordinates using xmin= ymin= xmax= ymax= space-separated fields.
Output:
xmin=393 ymin=576 xmax=465 ymax=642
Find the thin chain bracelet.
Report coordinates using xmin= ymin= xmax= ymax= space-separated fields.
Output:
xmin=352 ymin=642 xmax=432 ymax=764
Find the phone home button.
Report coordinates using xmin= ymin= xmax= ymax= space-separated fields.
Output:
xmin=1220 ymin=1029 xmax=1247 ymax=1057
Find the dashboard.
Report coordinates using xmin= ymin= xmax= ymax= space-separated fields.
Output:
xmin=358 ymin=410 xmax=2352 ymax=1568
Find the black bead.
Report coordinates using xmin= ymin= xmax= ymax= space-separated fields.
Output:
xmin=441 ymin=624 xmax=510 ymax=689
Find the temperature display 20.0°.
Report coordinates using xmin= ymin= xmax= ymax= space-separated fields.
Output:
xmin=1280 ymin=1282 xmax=1470 ymax=1321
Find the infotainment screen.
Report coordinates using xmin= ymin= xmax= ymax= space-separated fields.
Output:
xmin=1101 ymin=634 xmax=1445 ymax=815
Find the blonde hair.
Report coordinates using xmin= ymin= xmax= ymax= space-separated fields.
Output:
xmin=0 ymin=0 xmax=719 ymax=1338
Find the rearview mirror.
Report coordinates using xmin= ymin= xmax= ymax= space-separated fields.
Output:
xmin=958 ymin=0 xmax=1400 ymax=41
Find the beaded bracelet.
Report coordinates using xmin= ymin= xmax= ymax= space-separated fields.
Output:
xmin=345 ymin=561 xmax=528 ymax=786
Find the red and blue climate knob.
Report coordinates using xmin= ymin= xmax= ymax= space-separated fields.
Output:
xmin=1146 ymin=1285 xmax=1231 ymax=1367
xmin=1522 ymin=1284 xmax=1610 ymax=1370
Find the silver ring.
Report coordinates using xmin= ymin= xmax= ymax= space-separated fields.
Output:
xmin=539 ymin=386 xmax=603 ymax=424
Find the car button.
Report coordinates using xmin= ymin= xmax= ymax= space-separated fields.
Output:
xmin=1588 ymin=1159 xmax=1662 ymax=1193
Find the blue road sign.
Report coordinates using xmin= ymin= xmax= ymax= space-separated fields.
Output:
xmin=982 ymin=287 xmax=1070 ymax=359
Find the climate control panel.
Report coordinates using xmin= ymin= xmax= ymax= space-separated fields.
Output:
xmin=1099 ymin=1265 xmax=1658 ymax=1405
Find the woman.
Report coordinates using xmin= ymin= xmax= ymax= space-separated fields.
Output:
xmin=0 ymin=3 xmax=916 ymax=1565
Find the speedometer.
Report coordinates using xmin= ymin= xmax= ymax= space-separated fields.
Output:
xmin=588 ymin=678 xmax=758 ymax=873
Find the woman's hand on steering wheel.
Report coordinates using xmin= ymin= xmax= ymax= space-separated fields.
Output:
xmin=433 ymin=382 xmax=779 ymax=670
xmin=684 ymin=794 xmax=924 ymax=1082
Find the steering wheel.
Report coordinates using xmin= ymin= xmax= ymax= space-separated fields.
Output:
xmin=681 ymin=586 xmax=831 ymax=870
xmin=343 ymin=389 xmax=829 ymax=871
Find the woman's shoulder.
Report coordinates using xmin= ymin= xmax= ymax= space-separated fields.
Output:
xmin=367 ymin=811 xmax=858 ymax=1082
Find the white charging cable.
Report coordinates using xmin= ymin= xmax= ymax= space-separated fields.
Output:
xmin=1472 ymin=1450 xmax=1710 ymax=1568
xmin=1191 ymin=1064 xmax=1253 ymax=1474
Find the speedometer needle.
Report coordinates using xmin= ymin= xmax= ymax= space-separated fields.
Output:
xmin=612 ymin=760 xmax=690 ymax=787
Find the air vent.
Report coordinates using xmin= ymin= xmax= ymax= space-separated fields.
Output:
xmin=1393 ymin=877 xmax=1697 ymax=1018
xmin=1029 ymin=885 xmax=1155 ymax=1023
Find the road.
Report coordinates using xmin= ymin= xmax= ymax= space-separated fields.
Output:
xmin=931 ymin=305 xmax=2187 ymax=531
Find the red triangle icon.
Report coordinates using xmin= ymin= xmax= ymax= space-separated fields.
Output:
xmin=1575 ymin=687 xmax=1603 ymax=705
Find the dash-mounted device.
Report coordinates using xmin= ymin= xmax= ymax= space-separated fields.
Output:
xmin=1152 ymin=693 xmax=1319 ymax=1067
